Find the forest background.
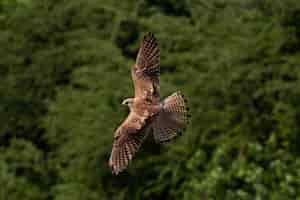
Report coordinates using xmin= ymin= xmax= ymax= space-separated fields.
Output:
xmin=1 ymin=0 xmax=300 ymax=199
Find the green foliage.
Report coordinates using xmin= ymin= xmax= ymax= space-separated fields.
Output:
xmin=1 ymin=0 xmax=300 ymax=199
xmin=43 ymin=42 xmax=130 ymax=199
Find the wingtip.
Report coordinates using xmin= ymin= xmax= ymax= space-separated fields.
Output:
xmin=143 ymin=32 xmax=157 ymax=41
xmin=110 ymin=164 xmax=121 ymax=175
xmin=112 ymin=170 xmax=119 ymax=175
xmin=146 ymin=31 xmax=154 ymax=37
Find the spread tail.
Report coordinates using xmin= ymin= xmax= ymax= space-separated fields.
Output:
xmin=152 ymin=91 xmax=190 ymax=143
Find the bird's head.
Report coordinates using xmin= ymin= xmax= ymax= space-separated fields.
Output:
xmin=122 ymin=98 xmax=134 ymax=108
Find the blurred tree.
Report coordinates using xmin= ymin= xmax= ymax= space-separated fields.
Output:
xmin=0 ymin=0 xmax=119 ymax=199
xmin=43 ymin=41 xmax=131 ymax=200
xmin=1 ymin=0 xmax=300 ymax=199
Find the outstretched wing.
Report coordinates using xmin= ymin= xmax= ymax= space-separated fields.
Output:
xmin=109 ymin=112 xmax=150 ymax=174
xmin=132 ymin=32 xmax=160 ymax=103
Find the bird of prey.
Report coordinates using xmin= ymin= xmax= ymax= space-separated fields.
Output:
xmin=109 ymin=32 xmax=190 ymax=174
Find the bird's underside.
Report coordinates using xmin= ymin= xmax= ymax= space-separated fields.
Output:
xmin=108 ymin=32 xmax=190 ymax=175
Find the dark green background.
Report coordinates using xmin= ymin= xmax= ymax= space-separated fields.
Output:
xmin=1 ymin=0 xmax=300 ymax=199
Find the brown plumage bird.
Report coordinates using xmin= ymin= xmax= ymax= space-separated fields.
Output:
xmin=108 ymin=32 xmax=190 ymax=174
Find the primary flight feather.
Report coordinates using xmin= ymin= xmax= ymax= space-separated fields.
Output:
xmin=109 ymin=32 xmax=190 ymax=175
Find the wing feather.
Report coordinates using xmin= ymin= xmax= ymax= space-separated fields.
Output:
xmin=109 ymin=112 xmax=150 ymax=174
xmin=132 ymin=32 xmax=160 ymax=102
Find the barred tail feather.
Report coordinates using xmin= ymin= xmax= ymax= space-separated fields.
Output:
xmin=152 ymin=91 xmax=190 ymax=143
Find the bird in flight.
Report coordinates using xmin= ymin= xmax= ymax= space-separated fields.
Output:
xmin=109 ymin=32 xmax=190 ymax=174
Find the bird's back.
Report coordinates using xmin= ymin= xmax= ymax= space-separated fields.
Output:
xmin=132 ymin=97 xmax=161 ymax=120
